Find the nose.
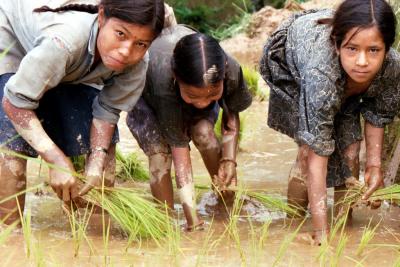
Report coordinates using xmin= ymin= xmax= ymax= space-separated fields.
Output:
xmin=356 ymin=52 xmax=368 ymax=67
xmin=118 ymin=46 xmax=129 ymax=58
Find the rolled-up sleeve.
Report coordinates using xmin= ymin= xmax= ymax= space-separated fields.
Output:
xmin=361 ymin=82 xmax=400 ymax=128
xmin=297 ymin=68 xmax=341 ymax=156
xmin=4 ymin=37 xmax=70 ymax=109
xmin=92 ymin=54 xmax=148 ymax=124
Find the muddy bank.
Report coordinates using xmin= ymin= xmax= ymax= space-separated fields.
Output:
xmin=221 ymin=0 xmax=341 ymax=67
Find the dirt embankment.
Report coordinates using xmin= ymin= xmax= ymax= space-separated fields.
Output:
xmin=220 ymin=0 xmax=339 ymax=68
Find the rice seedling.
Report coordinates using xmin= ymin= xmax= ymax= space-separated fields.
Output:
xmin=68 ymin=201 xmax=95 ymax=257
xmin=195 ymin=218 xmax=217 ymax=267
xmin=330 ymin=233 xmax=348 ymax=267
xmin=258 ymin=219 xmax=271 ymax=248
xmin=164 ymin=206 xmax=182 ymax=259
xmin=242 ymin=66 xmax=267 ymax=101
xmin=272 ymin=219 xmax=305 ymax=267
xmin=221 ymin=186 xmax=247 ymax=265
xmin=356 ymin=219 xmax=380 ymax=256
xmin=0 ymin=220 xmax=18 ymax=246
xmin=32 ymin=237 xmax=45 ymax=267
xmin=115 ymin=149 xmax=149 ymax=182
xmin=17 ymin=200 xmax=32 ymax=258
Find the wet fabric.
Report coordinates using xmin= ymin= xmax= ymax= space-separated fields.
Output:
xmin=0 ymin=73 xmax=119 ymax=157
xmin=260 ymin=9 xmax=400 ymax=187
xmin=0 ymin=0 xmax=148 ymax=124
xmin=131 ymin=24 xmax=252 ymax=148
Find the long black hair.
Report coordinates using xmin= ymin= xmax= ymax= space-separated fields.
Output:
xmin=33 ymin=0 xmax=165 ymax=37
xmin=319 ymin=0 xmax=396 ymax=51
xmin=172 ymin=33 xmax=226 ymax=88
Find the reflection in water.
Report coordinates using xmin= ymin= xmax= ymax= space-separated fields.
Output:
xmin=1 ymin=101 xmax=400 ymax=266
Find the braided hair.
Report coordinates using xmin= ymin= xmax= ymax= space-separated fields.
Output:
xmin=34 ymin=0 xmax=165 ymax=37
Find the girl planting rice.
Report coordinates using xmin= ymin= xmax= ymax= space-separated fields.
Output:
xmin=260 ymin=0 xmax=400 ymax=244
xmin=0 ymin=0 xmax=164 ymax=224
xmin=126 ymin=25 xmax=252 ymax=230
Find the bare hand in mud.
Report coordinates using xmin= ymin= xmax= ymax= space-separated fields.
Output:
xmin=363 ymin=166 xmax=384 ymax=209
xmin=49 ymin=156 xmax=79 ymax=202
xmin=216 ymin=160 xmax=237 ymax=190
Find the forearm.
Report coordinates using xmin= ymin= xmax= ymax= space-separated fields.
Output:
xmin=307 ymin=149 xmax=329 ymax=230
xmin=364 ymin=122 xmax=384 ymax=169
xmin=86 ymin=118 xmax=116 ymax=175
xmin=171 ymin=146 xmax=193 ymax=188
xmin=221 ymin=111 xmax=239 ymax=160
xmin=2 ymin=97 xmax=63 ymax=162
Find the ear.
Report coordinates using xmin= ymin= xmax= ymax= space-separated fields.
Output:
xmin=98 ymin=6 xmax=105 ymax=28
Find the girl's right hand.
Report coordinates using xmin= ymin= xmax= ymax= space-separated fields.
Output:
xmin=48 ymin=155 xmax=78 ymax=202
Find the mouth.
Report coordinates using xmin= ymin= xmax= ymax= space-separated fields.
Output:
xmin=107 ymin=56 xmax=127 ymax=69
xmin=352 ymin=70 xmax=370 ymax=75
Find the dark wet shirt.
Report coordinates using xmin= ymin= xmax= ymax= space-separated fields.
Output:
xmin=261 ymin=9 xmax=400 ymax=156
xmin=142 ymin=25 xmax=252 ymax=147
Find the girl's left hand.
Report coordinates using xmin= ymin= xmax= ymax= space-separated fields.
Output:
xmin=217 ymin=160 xmax=237 ymax=190
xmin=363 ymin=166 xmax=384 ymax=208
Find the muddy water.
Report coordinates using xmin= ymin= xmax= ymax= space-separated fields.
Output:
xmin=1 ymin=101 xmax=400 ymax=266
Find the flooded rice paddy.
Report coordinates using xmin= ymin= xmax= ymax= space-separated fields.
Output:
xmin=1 ymin=101 xmax=400 ymax=266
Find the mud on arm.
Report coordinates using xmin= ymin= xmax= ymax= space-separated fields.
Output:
xmin=2 ymin=98 xmax=78 ymax=201
xmin=218 ymin=110 xmax=239 ymax=188
xmin=79 ymin=118 xmax=116 ymax=195
xmin=362 ymin=122 xmax=384 ymax=200
xmin=171 ymin=146 xmax=202 ymax=229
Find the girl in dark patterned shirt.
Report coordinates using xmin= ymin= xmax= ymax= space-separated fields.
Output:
xmin=260 ymin=0 xmax=400 ymax=244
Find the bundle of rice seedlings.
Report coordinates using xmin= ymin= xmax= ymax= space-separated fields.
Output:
xmin=83 ymin=187 xmax=170 ymax=245
xmin=115 ymin=149 xmax=149 ymax=182
xmin=247 ymin=191 xmax=303 ymax=217
xmin=0 ymin=148 xmax=170 ymax=244
xmin=338 ymin=182 xmax=400 ymax=208
xmin=196 ymin=184 xmax=300 ymax=217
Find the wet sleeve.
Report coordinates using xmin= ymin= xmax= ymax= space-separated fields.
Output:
xmin=92 ymin=54 xmax=148 ymax=124
xmin=297 ymin=68 xmax=341 ymax=156
xmin=155 ymin=97 xmax=190 ymax=147
xmin=4 ymin=37 xmax=70 ymax=109
xmin=223 ymin=62 xmax=252 ymax=113
xmin=361 ymin=82 xmax=400 ymax=128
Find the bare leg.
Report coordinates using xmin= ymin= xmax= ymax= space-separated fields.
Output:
xmin=0 ymin=154 xmax=27 ymax=224
xmin=334 ymin=142 xmax=360 ymax=218
xmin=149 ymin=152 xmax=173 ymax=208
xmin=287 ymin=145 xmax=309 ymax=216
xmin=190 ymin=119 xmax=221 ymax=180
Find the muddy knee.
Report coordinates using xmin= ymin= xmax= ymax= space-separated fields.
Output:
xmin=191 ymin=120 xmax=219 ymax=151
